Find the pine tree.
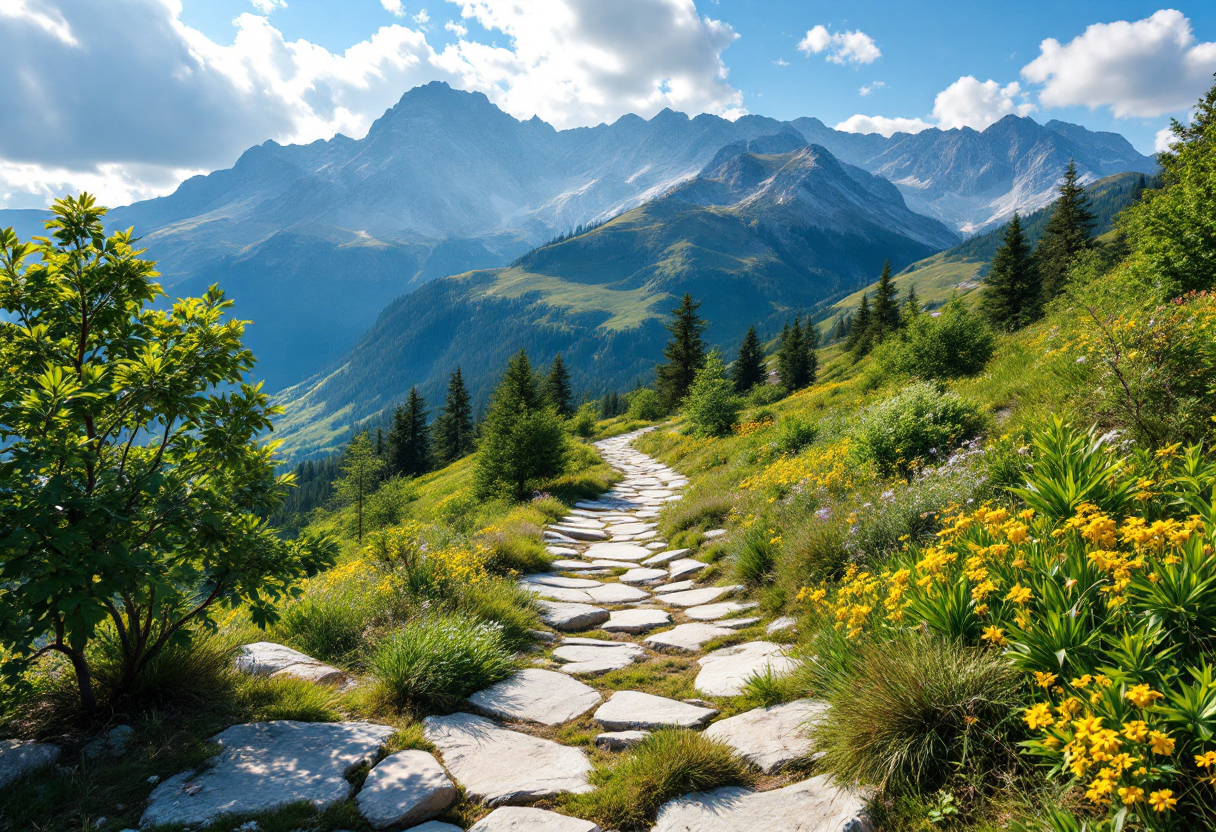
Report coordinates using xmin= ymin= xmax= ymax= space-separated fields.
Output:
xmin=829 ymin=314 xmax=852 ymax=344
xmin=732 ymin=325 xmax=767 ymax=393
xmin=846 ymin=293 xmax=873 ymax=356
xmin=778 ymin=316 xmax=807 ymax=389
xmin=475 ymin=350 xmax=567 ymax=499
xmin=982 ymin=214 xmax=1041 ymax=331
xmin=387 ymin=387 xmax=430 ymax=477
xmin=904 ymin=284 xmax=920 ymax=317
xmin=544 ymin=353 xmax=575 ymax=417
xmin=805 ymin=319 xmax=820 ymax=386
xmin=432 ymin=366 xmax=474 ymax=466
xmin=871 ymin=259 xmax=900 ymax=341
xmin=1036 ymin=160 xmax=1097 ymax=300
xmin=655 ymin=293 xmax=708 ymax=410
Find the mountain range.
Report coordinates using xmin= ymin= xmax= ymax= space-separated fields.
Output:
xmin=0 ymin=83 xmax=1155 ymax=395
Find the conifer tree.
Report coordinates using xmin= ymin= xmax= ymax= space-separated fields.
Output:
xmin=805 ymin=319 xmax=820 ymax=386
xmin=336 ymin=432 xmax=383 ymax=542
xmin=732 ymin=325 xmax=767 ymax=393
xmin=829 ymin=314 xmax=851 ymax=344
xmin=1036 ymin=160 xmax=1097 ymax=300
xmin=655 ymin=292 xmax=708 ymax=410
xmin=432 ymin=366 xmax=474 ymax=466
xmin=871 ymin=259 xmax=900 ymax=341
xmin=982 ymin=214 xmax=1041 ymax=331
xmin=475 ymin=350 xmax=566 ymax=499
xmin=544 ymin=353 xmax=575 ymax=417
xmin=387 ymin=387 xmax=431 ymax=478
xmin=846 ymin=293 xmax=873 ymax=356
xmin=777 ymin=316 xmax=809 ymax=391
xmin=904 ymin=284 xmax=920 ymax=317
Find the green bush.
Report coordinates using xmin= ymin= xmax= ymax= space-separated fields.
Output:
xmin=567 ymin=729 xmax=754 ymax=830
xmin=814 ymin=635 xmax=1021 ymax=792
xmin=732 ymin=527 xmax=777 ymax=586
xmin=876 ymin=296 xmax=995 ymax=379
xmin=747 ymin=383 xmax=785 ymax=406
xmin=363 ymin=476 xmax=420 ymax=532
xmin=276 ymin=596 xmax=371 ymax=667
xmin=850 ymin=381 xmax=985 ymax=474
xmin=455 ymin=577 xmax=540 ymax=652
xmin=370 ymin=614 xmax=514 ymax=712
xmin=682 ymin=352 xmax=740 ymax=438
xmin=774 ymin=415 xmax=819 ymax=455
xmin=571 ymin=402 xmax=599 ymax=437
xmin=89 ymin=628 xmax=239 ymax=712
xmin=627 ymin=388 xmax=666 ymax=420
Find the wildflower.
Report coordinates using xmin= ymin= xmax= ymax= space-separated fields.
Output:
xmin=981 ymin=625 xmax=1006 ymax=646
xmin=1148 ymin=789 xmax=1177 ymax=812
xmin=1122 ymin=721 xmax=1148 ymax=742
xmin=1118 ymin=785 xmax=1144 ymax=805
xmin=1034 ymin=671 xmax=1058 ymax=689
xmin=1196 ymin=750 xmax=1216 ymax=769
xmin=1005 ymin=584 xmax=1033 ymax=604
xmin=1126 ymin=684 xmax=1164 ymax=708
xmin=1149 ymin=731 xmax=1175 ymax=756
xmin=1024 ymin=703 xmax=1055 ymax=730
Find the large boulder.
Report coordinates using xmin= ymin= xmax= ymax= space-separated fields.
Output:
xmin=356 ymin=750 xmax=456 ymax=828
xmin=0 ymin=739 xmax=60 ymax=789
xmin=234 ymin=642 xmax=348 ymax=687
xmin=139 ymin=720 xmax=395 ymax=829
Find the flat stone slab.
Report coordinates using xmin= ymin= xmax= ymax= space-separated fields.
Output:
xmin=410 ymin=823 xmax=464 ymax=832
xmin=583 ymin=542 xmax=652 ymax=561
xmin=590 ymin=559 xmax=638 ymax=569
xmin=719 ymin=617 xmax=761 ymax=630
xmin=643 ymin=548 xmax=690 ymax=565
xmin=526 ymin=574 xmax=604 ymax=589
xmin=652 ymin=776 xmax=871 ymax=832
xmin=547 ymin=546 xmax=580 ymax=557
xmin=140 ymin=721 xmax=395 ymax=828
xmin=469 ymin=807 xmax=602 ymax=832
xmin=0 ymin=740 xmax=60 ymax=789
xmin=659 ymin=586 xmax=742 ymax=607
xmin=668 ymin=559 xmax=708 ymax=581
xmin=644 ymin=623 xmax=732 ymax=653
xmin=601 ymin=608 xmax=671 ymax=634
xmin=585 ymin=583 xmax=650 ymax=604
xmin=685 ymin=602 xmax=759 ymax=621
xmin=234 ymin=641 xmax=348 ymax=686
xmin=552 ymin=559 xmax=605 ymax=572
xmin=606 ymin=522 xmax=654 ymax=535
xmin=704 ymin=700 xmax=828 ymax=773
xmin=548 ymin=526 xmax=609 ymax=541
xmin=523 ymin=584 xmax=594 ymax=603
xmin=620 ymin=567 xmax=668 ymax=584
xmin=594 ymin=691 xmax=717 ymax=730
xmin=696 ymin=642 xmax=799 ymax=697
xmin=424 ymin=713 xmax=592 ymax=806
xmin=704 ymin=529 xmax=728 ymax=539
xmin=595 ymin=730 xmax=651 ymax=750
xmin=554 ymin=641 xmax=645 ymax=675
xmin=539 ymin=601 xmax=610 ymax=632
xmin=543 ymin=531 xmax=579 ymax=544
xmin=357 ymin=750 xmax=456 ymax=828
xmin=468 ymin=668 xmax=600 ymax=725
xmin=767 ymin=617 xmax=797 ymax=637
xmin=653 ymin=580 xmax=696 ymax=594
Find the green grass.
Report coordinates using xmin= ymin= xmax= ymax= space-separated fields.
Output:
xmin=563 ymin=729 xmax=755 ymax=830
xmin=484 ymin=267 xmax=672 ymax=331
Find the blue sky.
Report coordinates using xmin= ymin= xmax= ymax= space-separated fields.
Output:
xmin=1 ymin=1 xmax=1214 ymax=208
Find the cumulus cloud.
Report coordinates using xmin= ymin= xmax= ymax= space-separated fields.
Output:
xmin=251 ymin=0 xmax=286 ymax=14
xmin=414 ymin=8 xmax=430 ymax=25
xmin=445 ymin=19 xmax=467 ymax=36
xmin=859 ymin=80 xmax=884 ymax=96
xmin=0 ymin=0 xmax=745 ymax=207
xmin=1155 ymin=125 xmax=1179 ymax=153
xmin=797 ymin=25 xmax=880 ymax=65
xmin=834 ymin=114 xmax=933 ymax=137
xmin=931 ymin=76 xmax=1034 ymax=130
xmin=380 ymin=0 xmax=406 ymax=15
xmin=1022 ymin=9 xmax=1216 ymax=118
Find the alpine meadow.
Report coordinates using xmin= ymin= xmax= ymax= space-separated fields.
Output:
xmin=4 ymin=4 xmax=1216 ymax=832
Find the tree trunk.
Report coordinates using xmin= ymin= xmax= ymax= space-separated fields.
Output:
xmin=67 ymin=648 xmax=97 ymax=712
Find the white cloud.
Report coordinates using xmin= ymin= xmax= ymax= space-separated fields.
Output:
xmin=834 ymin=114 xmax=932 ymax=137
xmin=773 ymin=57 xmax=788 ymax=67
xmin=859 ymin=80 xmax=884 ymax=96
xmin=445 ymin=19 xmax=467 ymax=36
xmin=435 ymin=0 xmax=744 ymax=129
xmin=414 ymin=8 xmax=430 ymax=25
xmin=1155 ymin=124 xmax=1179 ymax=153
xmin=0 ymin=0 xmax=746 ymax=207
xmin=931 ymin=76 xmax=1034 ymax=130
xmin=1022 ymin=9 xmax=1216 ymax=118
xmin=797 ymin=24 xmax=880 ymax=65
xmin=380 ymin=0 xmax=405 ymax=15
xmin=250 ymin=0 xmax=286 ymax=14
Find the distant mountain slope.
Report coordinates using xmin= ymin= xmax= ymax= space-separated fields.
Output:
xmin=274 ymin=135 xmax=958 ymax=458
xmin=817 ymin=171 xmax=1153 ymax=328
xmin=0 ymin=83 xmax=1155 ymax=390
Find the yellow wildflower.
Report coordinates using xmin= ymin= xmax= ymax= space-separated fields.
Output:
xmin=1148 ymin=789 xmax=1177 ymax=812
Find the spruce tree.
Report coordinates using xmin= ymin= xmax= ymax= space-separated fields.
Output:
xmin=904 ymin=284 xmax=920 ymax=317
xmin=871 ymin=259 xmax=900 ymax=341
xmin=805 ymin=318 xmax=820 ymax=386
xmin=387 ymin=386 xmax=431 ymax=477
xmin=475 ymin=350 xmax=567 ymax=499
xmin=829 ymin=314 xmax=851 ymax=344
xmin=778 ymin=316 xmax=809 ymax=391
xmin=655 ymin=292 xmax=708 ymax=410
xmin=544 ymin=353 xmax=575 ymax=417
xmin=432 ymin=366 xmax=474 ymax=466
xmin=982 ymin=214 xmax=1041 ymax=331
xmin=846 ymin=293 xmax=873 ymax=356
xmin=732 ymin=325 xmax=767 ymax=393
xmin=1036 ymin=160 xmax=1097 ymax=300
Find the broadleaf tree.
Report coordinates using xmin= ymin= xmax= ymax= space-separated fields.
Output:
xmin=0 ymin=195 xmax=335 ymax=710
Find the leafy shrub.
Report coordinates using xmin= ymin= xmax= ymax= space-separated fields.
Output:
xmin=875 ymin=296 xmax=995 ymax=379
xmin=682 ymin=352 xmax=741 ymax=438
xmin=813 ymin=635 xmax=1021 ymax=791
xmin=567 ymin=729 xmax=753 ymax=830
xmin=363 ymin=476 xmax=420 ymax=532
xmin=1010 ymin=416 xmax=1137 ymax=521
xmin=370 ymin=614 xmax=514 ymax=712
xmin=774 ymin=415 xmax=819 ymax=455
xmin=571 ymin=402 xmax=599 ymax=437
xmin=627 ymin=388 xmax=666 ymax=420
xmin=850 ymin=381 xmax=985 ymax=474
xmin=747 ymin=383 xmax=785 ymax=406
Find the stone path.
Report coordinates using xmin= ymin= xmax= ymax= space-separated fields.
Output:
xmin=134 ymin=428 xmax=867 ymax=831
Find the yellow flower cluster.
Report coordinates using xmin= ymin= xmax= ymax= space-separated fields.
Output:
xmin=364 ymin=523 xmax=489 ymax=588
xmin=734 ymin=418 xmax=774 ymax=437
xmin=739 ymin=439 xmax=854 ymax=494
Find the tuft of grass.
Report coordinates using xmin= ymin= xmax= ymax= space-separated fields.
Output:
xmin=482 ymin=524 xmax=554 ymax=574
xmin=369 ymin=614 xmax=515 ymax=714
xmin=274 ymin=595 xmax=372 ymax=667
xmin=564 ymin=729 xmax=754 ymax=830
xmin=813 ymin=634 xmax=1022 ymax=792
xmin=455 ymin=576 xmax=540 ymax=652
xmin=660 ymin=491 xmax=733 ymax=537
xmin=235 ymin=675 xmax=342 ymax=723
xmin=774 ymin=415 xmax=819 ymax=455
xmin=732 ymin=527 xmax=777 ymax=587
